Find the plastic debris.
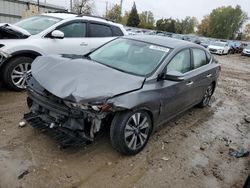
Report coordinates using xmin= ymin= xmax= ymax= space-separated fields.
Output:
xmin=18 ymin=170 xmax=29 ymax=179
xmin=19 ymin=121 xmax=26 ymax=128
xmin=229 ymin=148 xmax=249 ymax=158
xmin=162 ymin=157 xmax=170 ymax=161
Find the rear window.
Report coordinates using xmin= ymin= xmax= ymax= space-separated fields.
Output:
xmin=193 ymin=49 xmax=207 ymax=69
xmin=89 ymin=23 xmax=112 ymax=37
xmin=111 ymin=26 xmax=124 ymax=36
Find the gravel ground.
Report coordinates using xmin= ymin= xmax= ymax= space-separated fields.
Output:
xmin=0 ymin=55 xmax=250 ymax=188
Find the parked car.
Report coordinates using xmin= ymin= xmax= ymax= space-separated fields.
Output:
xmin=24 ymin=36 xmax=220 ymax=155
xmin=208 ymin=41 xmax=230 ymax=55
xmin=200 ymin=38 xmax=210 ymax=48
xmin=0 ymin=12 xmax=126 ymax=90
xmin=241 ymin=44 xmax=250 ymax=56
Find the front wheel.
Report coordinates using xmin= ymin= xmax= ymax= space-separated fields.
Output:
xmin=2 ymin=56 xmax=33 ymax=91
xmin=198 ymin=84 xmax=214 ymax=108
xmin=110 ymin=110 xmax=152 ymax=155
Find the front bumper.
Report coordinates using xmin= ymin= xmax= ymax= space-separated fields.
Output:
xmin=24 ymin=79 xmax=109 ymax=147
xmin=209 ymin=48 xmax=224 ymax=55
xmin=242 ymin=51 xmax=250 ymax=56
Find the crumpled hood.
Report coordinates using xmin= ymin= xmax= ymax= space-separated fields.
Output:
xmin=208 ymin=45 xmax=224 ymax=50
xmin=31 ymin=55 xmax=145 ymax=103
xmin=0 ymin=23 xmax=30 ymax=39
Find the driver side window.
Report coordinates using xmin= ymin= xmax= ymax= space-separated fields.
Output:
xmin=167 ymin=49 xmax=191 ymax=73
xmin=57 ymin=22 xmax=86 ymax=38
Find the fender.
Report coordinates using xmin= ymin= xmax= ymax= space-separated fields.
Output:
xmin=0 ymin=50 xmax=42 ymax=68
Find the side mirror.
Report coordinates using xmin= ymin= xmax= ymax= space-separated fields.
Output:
xmin=51 ymin=30 xmax=64 ymax=39
xmin=161 ymin=71 xmax=185 ymax=82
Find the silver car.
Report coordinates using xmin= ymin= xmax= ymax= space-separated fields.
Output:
xmin=24 ymin=36 xmax=221 ymax=155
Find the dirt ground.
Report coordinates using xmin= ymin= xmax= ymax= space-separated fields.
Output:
xmin=0 ymin=55 xmax=250 ymax=188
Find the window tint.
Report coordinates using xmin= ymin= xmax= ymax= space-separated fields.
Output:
xmin=111 ymin=26 xmax=124 ymax=36
xmin=89 ymin=23 xmax=112 ymax=37
xmin=193 ymin=49 xmax=207 ymax=69
xmin=167 ymin=49 xmax=191 ymax=73
xmin=58 ymin=22 xmax=86 ymax=38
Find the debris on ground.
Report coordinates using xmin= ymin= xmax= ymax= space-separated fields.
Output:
xmin=18 ymin=120 xmax=26 ymax=128
xmin=229 ymin=148 xmax=249 ymax=158
xmin=162 ymin=157 xmax=170 ymax=161
xmin=18 ymin=170 xmax=29 ymax=180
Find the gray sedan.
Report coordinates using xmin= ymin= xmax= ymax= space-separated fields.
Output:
xmin=24 ymin=35 xmax=221 ymax=155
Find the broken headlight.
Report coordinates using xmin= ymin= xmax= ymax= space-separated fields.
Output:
xmin=64 ymin=101 xmax=111 ymax=112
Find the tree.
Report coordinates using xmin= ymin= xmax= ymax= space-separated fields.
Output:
xmin=73 ymin=0 xmax=94 ymax=15
xmin=243 ymin=23 xmax=250 ymax=40
xmin=198 ymin=15 xmax=210 ymax=36
xmin=138 ymin=11 xmax=155 ymax=29
xmin=106 ymin=4 xmax=122 ymax=23
xmin=208 ymin=5 xmax=248 ymax=39
xmin=176 ymin=16 xmax=197 ymax=34
xmin=121 ymin=11 xmax=130 ymax=25
xmin=156 ymin=18 xmax=176 ymax=32
xmin=127 ymin=2 xmax=140 ymax=27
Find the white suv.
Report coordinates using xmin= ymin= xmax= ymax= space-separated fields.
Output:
xmin=0 ymin=12 xmax=126 ymax=90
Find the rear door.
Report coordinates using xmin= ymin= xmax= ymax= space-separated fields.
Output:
xmin=87 ymin=22 xmax=118 ymax=51
xmin=189 ymin=48 xmax=216 ymax=103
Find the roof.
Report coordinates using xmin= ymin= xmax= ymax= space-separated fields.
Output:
xmin=124 ymin=35 xmax=200 ymax=49
xmin=41 ymin=13 xmax=77 ymax=20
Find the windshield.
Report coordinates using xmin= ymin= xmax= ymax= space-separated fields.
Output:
xmin=15 ymin=16 xmax=61 ymax=35
xmin=211 ymin=42 xmax=226 ymax=47
xmin=246 ymin=45 xmax=250 ymax=50
xmin=89 ymin=38 xmax=170 ymax=76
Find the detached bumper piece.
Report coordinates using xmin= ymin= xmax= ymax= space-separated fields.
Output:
xmin=24 ymin=86 xmax=94 ymax=148
xmin=24 ymin=112 xmax=93 ymax=147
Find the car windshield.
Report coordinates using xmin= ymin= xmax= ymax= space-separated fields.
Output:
xmin=15 ymin=15 xmax=61 ymax=35
xmin=89 ymin=38 xmax=170 ymax=76
xmin=211 ymin=42 xmax=226 ymax=47
xmin=246 ymin=45 xmax=250 ymax=50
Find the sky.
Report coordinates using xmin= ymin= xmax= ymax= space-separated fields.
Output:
xmin=45 ymin=0 xmax=250 ymax=22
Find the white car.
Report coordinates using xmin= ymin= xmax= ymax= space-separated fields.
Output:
xmin=0 ymin=12 xmax=126 ymax=90
xmin=241 ymin=45 xmax=250 ymax=56
xmin=208 ymin=41 xmax=230 ymax=55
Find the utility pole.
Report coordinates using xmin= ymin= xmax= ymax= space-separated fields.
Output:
xmin=70 ymin=0 xmax=73 ymax=12
xmin=120 ymin=0 xmax=123 ymax=16
xmin=105 ymin=1 xmax=108 ymax=17
xmin=37 ymin=0 xmax=40 ymax=12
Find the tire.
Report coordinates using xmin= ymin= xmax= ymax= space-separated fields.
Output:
xmin=198 ymin=84 xmax=214 ymax=108
xmin=110 ymin=110 xmax=152 ymax=155
xmin=2 ymin=56 xmax=33 ymax=91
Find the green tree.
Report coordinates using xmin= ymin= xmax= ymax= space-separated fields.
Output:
xmin=127 ymin=2 xmax=140 ymax=27
xmin=176 ymin=16 xmax=197 ymax=34
xmin=198 ymin=15 xmax=210 ymax=36
xmin=138 ymin=11 xmax=155 ymax=29
xmin=208 ymin=5 xmax=248 ymax=39
xmin=106 ymin=4 xmax=122 ymax=23
xmin=121 ymin=11 xmax=130 ymax=25
xmin=73 ymin=0 xmax=93 ymax=15
xmin=156 ymin=18 xmax=176 ymax=32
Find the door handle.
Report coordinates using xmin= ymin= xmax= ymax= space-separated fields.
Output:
xmin=206 ymin=74 xmax=212 ymax=78
xmin=186 ymin=81 xmax=194 ymax=86
xmin=80 ymin=42 xmax=88 ymax=46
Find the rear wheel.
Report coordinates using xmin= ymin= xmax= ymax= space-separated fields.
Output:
xmin=110 ymin=110 xmax=152 ymax=155
xmin=2 ymin=56 xmax=33 ymax=91
xmin=198 ymin=84 xmax=214 ymax=108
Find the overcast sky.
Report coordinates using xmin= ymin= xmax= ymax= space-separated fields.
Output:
xmin=46 ymin=0 xmax=250 ymax=22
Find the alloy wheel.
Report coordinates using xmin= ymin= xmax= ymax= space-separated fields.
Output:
xmin=11 ymin=63 xmax=31 ymax=89
xmin=124 ymin=112 xmax=150 ymax=150
xmin=203 ymin=85 xmax=213 ymax=106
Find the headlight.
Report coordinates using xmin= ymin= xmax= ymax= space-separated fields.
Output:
xmin=64 ymin=101 xmax=111 ymax=112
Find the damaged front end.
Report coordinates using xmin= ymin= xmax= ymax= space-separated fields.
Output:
xmin=24 ymin=77 xmax=113 ymax=147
